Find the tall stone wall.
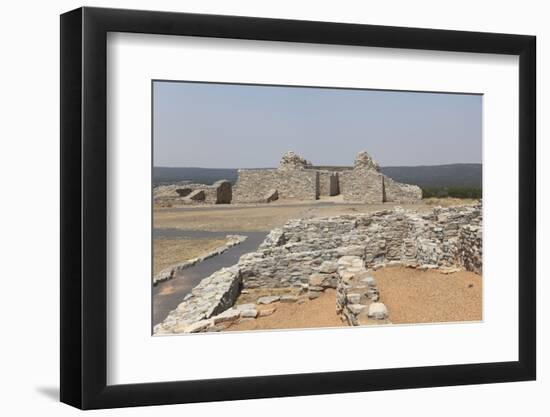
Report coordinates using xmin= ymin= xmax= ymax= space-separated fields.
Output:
xmin=318 ymin=171 xmax=339 ymax=196
xmin=232 ymin=169 xmax=319 ymax=203
xmin=340 ymin=169 xmax=384 ymax=203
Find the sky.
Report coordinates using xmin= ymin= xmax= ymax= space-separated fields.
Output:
xmin=153 ymin=81 xmax=482 ymax=168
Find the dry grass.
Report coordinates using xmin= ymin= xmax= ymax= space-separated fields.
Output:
xmin=373 ymin=266 xmax=482 ymax=324
xmin=423 ymin=197 xmax=479 ymax=207
xmin=153 ymin=199 xmax=472 ymax=232
xmin=153 ymin=238 xmax=227 ymax=274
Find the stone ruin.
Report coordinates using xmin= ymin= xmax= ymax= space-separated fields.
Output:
xmin=154 ymin=179 xmax=232 ymax=206
xmin=154 ymin=203 xmax=481 ymax=334
xmin=232 ymin=150 xmax=422 ymax=204
xmin=154 ymin=150 xmax=422 ymax=206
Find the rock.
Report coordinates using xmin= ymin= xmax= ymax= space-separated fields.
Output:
xmin=213 ymin=308 xmax=241 ymax=324
xmin=265 ymin=189 xmax=279 ymax=203
xmin=186 ymin=189 xmax=205 ymax=201
xmin=309 ymin=272 xmax=337 ymax=289
xmin=418 ymin=264 xmax=438 ymax=271
xmin=241 ymin=309 xmax=258 ymax=318
xmin=337 ymin=246 xmax=365 ymax=257
xmin=183 ymin=319 xmax=212 ymax=333
xmin=368 ymin=303 xmax=388 ymax=320
xmin=235 ymin=303 xmax=256 ymax=311
xmin=348 ymin=304 xmax=367 ymax=315
xmin=257 ymin=295 xmax=280 ymax=305
xmin=360 ymin=276 xmax=376 ymax=286
xmin=280 ymin=295 xmax=298 ymax=303
xmin=346 ymin=293 xmax=362 ymax=304
xmin=308 ymin=290 xmax=322 ymax=300
xmin=319 ymin=261 xmax=337 ymax=274
xmin=279 ymin=151 xmax=312 ymax=170
xmin=441 ymin=267 xmax=462 ymax=274
xmin=259 ymin=307 xmax=276 ymax=317
xmin=354 ymin=150 xmax=380 ymax=171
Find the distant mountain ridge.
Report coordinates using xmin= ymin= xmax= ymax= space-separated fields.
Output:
xmin=153 ymin=163 xmax=482 ymax=188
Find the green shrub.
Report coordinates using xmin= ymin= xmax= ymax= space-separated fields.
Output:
xmin=422 ymin=186 xmax=482 ymax=199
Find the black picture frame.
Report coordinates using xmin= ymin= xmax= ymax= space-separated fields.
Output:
xmin=60 ymin=6 xmax=536 ymax=410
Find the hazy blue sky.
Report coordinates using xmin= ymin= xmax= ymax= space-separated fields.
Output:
xmin=153 ymin=81 xmax=482 ymax=168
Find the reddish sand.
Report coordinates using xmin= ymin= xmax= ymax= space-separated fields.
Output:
xmin=226 ymin=289 xmax=345 ymax=331
xmin=372 ymin=266 xmax=482 ymax=324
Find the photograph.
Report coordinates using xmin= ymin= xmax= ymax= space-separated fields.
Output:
xmin=152 ymin=81 xmax=483 ymax=335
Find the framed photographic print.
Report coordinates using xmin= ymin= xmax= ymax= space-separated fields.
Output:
xmin=60 ymin=6 xmax=536 ymax=409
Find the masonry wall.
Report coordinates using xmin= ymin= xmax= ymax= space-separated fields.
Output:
xmin=239 ymin=204 xmax=482 ymax=289
xmin=157 ymin=204 xmax=483 ymax=333
xmin=339 ymin=169 xmax=384 ymax=203
xmin=233 ymin=169 xmax=319 ymax=203
xmin=383 ymin=176 xmax=423 ymax=203
xmin=153 ymin=180 xmax=232 ymax=205
xmin=318 ymin=171 xmax=339 ymax=196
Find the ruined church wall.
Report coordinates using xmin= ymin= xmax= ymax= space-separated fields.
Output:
xmin=382 ymin=176 xmax=423 ymax=203
xmin=317 ymin=171 xmax=339 ymax=196
xmin=339 ymin=169 xmax=384 ymax=203
xmin=233 ymin=169 xmax=319 ymax=203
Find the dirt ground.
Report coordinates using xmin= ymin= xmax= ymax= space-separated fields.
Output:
xmin=153 ymin=238 xmax=227 ymax=274
xmin=154 ymin=198 xmax=475 ymax=232
xmin=224 ymin=267 xmax=481 ymax=332
xmin=373 ymin=266 xmax=482 ymax=324
xmin=226 ymin=289 xmax=346 ymax=331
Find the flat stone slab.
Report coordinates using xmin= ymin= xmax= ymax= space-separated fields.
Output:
xmin=257 ymin=295 xmax=280 ymax=305
xmin=240 ymin=309 xmax=258 ymax=318
xmin=213 ymin=308 xmax=241 ymax=324
xmin=259 ymin=307 xmax=276 ymax=317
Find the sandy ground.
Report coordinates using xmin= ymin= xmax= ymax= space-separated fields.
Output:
xmin=224 ymin=267 xmax=481 ymax=332
xmin=153 ymin=238 xmax=226 ymax=274
xmin=154 ymin=198 xmax=475 ymax=232
xmin=226 ymin=289 xmax=346 ymax=331
xmin=373 ymin=266 xmax=482 ymax=324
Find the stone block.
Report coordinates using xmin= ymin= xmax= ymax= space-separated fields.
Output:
xmin=368 ymin=303 xmax=388 ymax=320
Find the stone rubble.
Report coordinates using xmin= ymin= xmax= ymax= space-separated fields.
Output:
xmin=155 ymin=204 xmax=481 ymax=334
xmin=154 ymin=179 xmax=232 ymax=206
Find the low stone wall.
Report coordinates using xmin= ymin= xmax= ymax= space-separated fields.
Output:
xmin=239 ymin=204 xmax=482 ymax=289
xmin=154 ymin=266 xmax=242 ymax=334
xmin=153 ymin=235 xmax=247 ymax=285
xmin=155 ymin=204 xmax=482 ymax=334
xmin=154 ymin=179 xmax=232 ymax=205
xmin=232 ymin=169 xmax=319 ymax=203
xmin=336 ymin=256 xmax=388 ymax=325
xmin=458 ymin=225 xmax=482 ymax=274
